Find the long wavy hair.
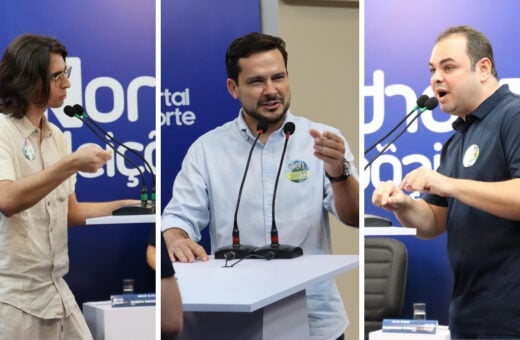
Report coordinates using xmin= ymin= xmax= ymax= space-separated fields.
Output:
xmin=0 ymin=33 xmax=68 ymax=118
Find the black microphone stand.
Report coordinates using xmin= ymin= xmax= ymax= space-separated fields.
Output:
xmin=364 ymin=97 xmax=439 ymax=171
xmin=254 ymin=122 xmax=303 ymax=259
xmin=365 ymin=94 xmax=430 ymax=155
xmin=214 ymin=120 xmax=269 ymax=259
xmin=64 ymin=105 xmax=154 ymax=215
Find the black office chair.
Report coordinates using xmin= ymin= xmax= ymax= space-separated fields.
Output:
xmin=364 ymin=214 xmax=392 ymax=227
xmin=364 ymin=237 xmax=408 ymax=339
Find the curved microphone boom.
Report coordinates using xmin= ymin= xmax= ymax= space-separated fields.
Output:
xmin=364 ymin=96 xmax=439 ymax=171
xmin=365 ymin=94 xmax=429 ymax=155
xmin=72 ymin=104 xmax=156 ymax=206
xmin=72 ymin=104 xmax=156 ymax=197
xmin=254 ymin=122 xmax=303 ymax=259
xmin=214 ymin=120 xmax=269 ymax=260
xmin=64 ymin=105 xmax=154 ymax=214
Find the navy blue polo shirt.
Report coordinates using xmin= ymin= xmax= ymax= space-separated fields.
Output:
xmin=424 ymin=85 xmax=520 ymax=336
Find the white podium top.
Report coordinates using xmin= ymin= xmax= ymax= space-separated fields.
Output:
xmin=364 ymin=227 xmax=417 ymax=236
xmin=174 ymin=254 xmax=358 ymax=313
xmin=83 ymin=300 xmax=155 ymax=311
xmin=369 ymin=325 xmax=450 ymax=340
xmin=86 ymin=214 xmax=155 ymax=225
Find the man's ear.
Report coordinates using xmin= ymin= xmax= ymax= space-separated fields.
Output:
xmin=226 ymin=78 xmax=239 ymax=99
xmin=478 ymin=57 xmax=492 ymax=81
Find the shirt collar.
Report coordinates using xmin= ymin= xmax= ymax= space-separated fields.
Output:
xmin=452 ymin=84 xmax=509 ymax=133
xmin=10 ymin=114 xmax=53 ymax=139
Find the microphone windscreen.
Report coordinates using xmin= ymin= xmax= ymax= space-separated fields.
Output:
xmin=424 ymin=97 xmax=439 ymax=110
xmin=416 ymin=94 xmax=430 ymax=108
xmin=257 ymin=120 xmax=269 ymax=133
xmin=73 ymin=104 xmax=84 ymax=115
xmin=283 ymin=122 xmax=295 ymax=135
xmin=64 ymin=105 xmax=76 ymax=117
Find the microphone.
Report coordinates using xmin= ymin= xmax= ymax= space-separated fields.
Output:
xmin=72 ymin=104 xmax=156 ymax=196
xmin=214 ymin=120 xmax=270 ymax=260
xmin=365 ymin=94 xmax=429 ymax=155
xmin=64 ymin=105 xmax=155 ymax=215
xmin=254 ymin=122 xmax=303 ymax=259
xmin=364 ymin=96 xmax=439 ymax=171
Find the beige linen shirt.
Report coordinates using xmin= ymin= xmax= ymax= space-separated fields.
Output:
xmin=0 ymin=113 xmax=77 ymax=319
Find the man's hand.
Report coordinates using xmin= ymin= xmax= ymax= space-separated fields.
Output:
xmin=400 ymin=166 xmax=452 ymax=197
xmin=71 ymin=145 xmax=112 ymax=173
xmin=372 ymin=180 xmax=411 ymax=212
xmin=162 ymin=228 xmax=208 ymax=263
xmin=309 ymin=128 xmax=345 ymax=177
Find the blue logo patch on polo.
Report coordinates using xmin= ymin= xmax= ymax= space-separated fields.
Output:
xmin=286 ymin=159 xmax=311 ymax=183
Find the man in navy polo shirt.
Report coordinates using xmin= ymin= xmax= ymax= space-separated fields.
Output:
xmin=372 ymin=25 xmax=520 ymax=339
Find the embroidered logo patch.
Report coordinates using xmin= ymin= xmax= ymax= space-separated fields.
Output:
xmin=286 ymin=160 xmax=311 ymax=183
xmin=22 ymin=139 xmax=36 ymax=160
xmin=463 ymin=144 xmax=479 ymax=168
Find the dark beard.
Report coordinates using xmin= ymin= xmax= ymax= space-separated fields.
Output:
xmin=242 ymin=101 xmax=290 ymax=125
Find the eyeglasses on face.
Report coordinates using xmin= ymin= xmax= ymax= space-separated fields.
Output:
xmin=50 ymin=65 xmax=72 ymax=82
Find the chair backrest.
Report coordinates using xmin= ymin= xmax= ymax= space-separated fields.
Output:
xmin=365 ymin=214 xmax=392 ymax=227
xmin=364 ymin=237 xmax=408 ymax=337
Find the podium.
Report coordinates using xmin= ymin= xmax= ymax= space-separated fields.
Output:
xmin=369 ymin=326 xmax=451 ymax=339
xmin=364 ymin=227 xmax=416 ymax=236
xmin=175 ymin=254 xmax=358 ymax=340
xmin=86 ymin=214 xmax=155 ymax=225
xmin=364 ymin=214 xmax=416 ymax=236
xmin=83 ymin=301 xmax=155 ymax=340
xmin=83 ymin=214 xmax=155 ymax=339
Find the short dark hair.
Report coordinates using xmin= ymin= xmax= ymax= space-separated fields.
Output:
xmin=225 ymin=32 xmax=288 ymax=83
xmin=0 ymin=33 xmax=68 ymax=118
xmin=436 ymin=25 xmax=498 ymax=78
